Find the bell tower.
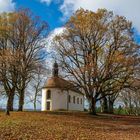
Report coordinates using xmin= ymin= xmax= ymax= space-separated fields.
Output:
xmin=52 ymin=61 xmax=59 ymax=77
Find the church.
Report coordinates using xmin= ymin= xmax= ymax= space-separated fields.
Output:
xmin=41 ymin=62 xmax=84 ymax=111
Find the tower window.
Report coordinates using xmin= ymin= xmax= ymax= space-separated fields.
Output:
xmin=47 ymin=90 xmax=51 ymax=99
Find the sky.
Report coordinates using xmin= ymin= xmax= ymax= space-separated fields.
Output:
xmin=0 ymin=0 xmax=140 ymax=43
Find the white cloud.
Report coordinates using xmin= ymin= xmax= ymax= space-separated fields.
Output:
xmin=46 ymin=27 xmax=65 ymax=52
xmin=44 ymin=27 xmax=65 ymax=72
xmin=60 ymin=0 xmax=140 ymax=32
xmin=40 ymin=0 xmax=52 ymax=5
xmin=0 ymin=0 xmax=15 ymax=13
xmin=39 ymin=0 xmax=61 ymax=5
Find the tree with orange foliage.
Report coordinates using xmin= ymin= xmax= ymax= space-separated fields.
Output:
xmin=55 ymin=9 xmax=138 ymax=114
xmin=0 ymin=9 xmax=48 ymax=114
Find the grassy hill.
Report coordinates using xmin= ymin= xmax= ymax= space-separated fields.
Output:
xmin=0 ymin=111 xmax=140 ymax=140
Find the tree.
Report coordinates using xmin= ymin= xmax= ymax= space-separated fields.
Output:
xmin=26 ymin=65 xmax=47 ymax=110
xmin=108 ymin=93 xmax=119 ymax=113
xmin=120 ymin=79 xmax=140 ymax=115
xmin=0 ymin=9 xmax=48 ymax=114
xmin=54 ymin=9 xmax=137 ymax=114
xmin=10 ymin=9 xmax=48 ymax=111
xmin=0 ymin=15 xmax=21 ymax=114
xmin=100 ymin=93 xmax=119 ymax=114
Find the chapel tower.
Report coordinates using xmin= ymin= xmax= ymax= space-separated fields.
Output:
xmin=52 ymin=61 xmax=59 ymax=77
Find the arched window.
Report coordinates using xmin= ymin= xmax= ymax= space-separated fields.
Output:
xmin=68 ymin=95 xmax=71 ymax=103
xmin=47 ymin=90 xmax=51 ymax=99
xmin=77 ymin=97 xmax=79 ymax=104
xmin=73 ymin=96 xmax=75 ymax=104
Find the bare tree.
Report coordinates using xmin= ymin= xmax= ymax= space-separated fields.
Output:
xmin=100 ymin=93 xmax=119 ymax=113
xmin=120 ymin=79 xmax=140 ymax=115
xmin=26 ymin=65 xmax=47 ymax=110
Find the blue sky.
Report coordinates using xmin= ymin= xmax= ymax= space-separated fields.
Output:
xmin=14 ymin=0 xmax=64 ymax=30
xmin=0 ymin=0 xmax=140 ymax=43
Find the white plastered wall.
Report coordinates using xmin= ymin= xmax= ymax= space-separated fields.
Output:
xmin=68 ymin=90 xmax=84 ymax=111
xmin=41 ymin=88 xmax=84 ymax=111
xmin=51 ymin=89 xmax=68 ymax=110
xmin=41 ymin=88 xmax=47 ymax=111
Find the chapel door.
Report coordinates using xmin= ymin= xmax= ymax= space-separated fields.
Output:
xmin=47 ymin=101 xmax=50 ymax=110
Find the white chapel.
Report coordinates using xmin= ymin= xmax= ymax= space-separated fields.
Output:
xmin=41 ymin=62 xmax=84 ymax=111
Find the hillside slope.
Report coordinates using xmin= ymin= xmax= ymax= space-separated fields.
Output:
xmin=0 ymin=112 xmax=140 ymax=140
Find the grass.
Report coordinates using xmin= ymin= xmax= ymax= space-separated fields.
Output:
xmin=0 ymin=111 xmax=140 ymax=140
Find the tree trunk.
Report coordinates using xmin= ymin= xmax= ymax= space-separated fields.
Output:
xmin=18 ymin=89 xmax=25 ymax=111
xmin=9 ymin=92 xmax=14 ymax=111
xmin=108 ymin=100 xmax=114 ymax=114
xmin=100 ymin=100 xmax=103 ymax=113
xmin=6 ymin=95 xmax=12 ymax=115
xmin=90 ymin=97 xmax=96 ymax=115
xmin=6 ymin=91 xmax=15 ymax=115
xmin=102 ymin=97 xmax=108 ymax=113
xmin=34 ymin=101 xmax=36 ymax=111
xmin=34 ymin=90 xmax=37 ymax=111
